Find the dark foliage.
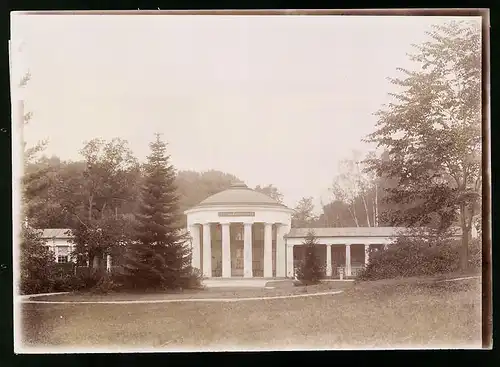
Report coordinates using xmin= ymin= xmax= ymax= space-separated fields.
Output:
xmin=121 ymin=134 xmax=194 ymax=290
xmin=363 ymin=21 xmax=482 ymax=270
xmin=295 ymin=231 xmax=324 ymax=285
xmin=358 ymin=235 xmax=481 ymax=280
xmin=19 ymin=224 xmax=56 ymax=295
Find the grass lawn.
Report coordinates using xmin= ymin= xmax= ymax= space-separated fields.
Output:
xmin=19 ymin=275 xmax=482 ymax=350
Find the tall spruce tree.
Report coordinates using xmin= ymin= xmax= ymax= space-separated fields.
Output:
xmin=122 ymin=134 xmax=191 ymax=290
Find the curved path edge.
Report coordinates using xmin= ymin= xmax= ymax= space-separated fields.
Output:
xmin=18 ymin=292 xmax=71 ymax=300
xmin=20 ymin=290 xmax=344 ymax=304
xmin=435 ymin=275 xmax=481 ymax=283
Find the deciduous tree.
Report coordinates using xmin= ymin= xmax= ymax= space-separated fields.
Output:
xmin=254 ymin=184 xmax=284 ymax=203
xmin=175 ymin=170 xmax=241 ymax=227
xmin=292 ymin=197 xmax=318 ymax=228
xmin=66 ymin=138 xmax=140 ymax=270
xmin=364 ymin=21 xmax=481 ymax=270
xmin=330 ymin=151 xmax=380 ymax=227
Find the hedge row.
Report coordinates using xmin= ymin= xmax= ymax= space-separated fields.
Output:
xmin=20 ymin=264 xmax=204 ymax=295
xmin=358 ymin=236 xmax=481 ymax=281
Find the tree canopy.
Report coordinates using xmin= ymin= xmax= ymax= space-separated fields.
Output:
xmin=121 ymin=134 xmax=192 ymax=290
xmin=292 ymin=197 xmax=318 ymax=228
xmin=254 ymin=184 xmax=284 ymax=203
xmin=364 ymin=21 xmax=481 ymax=269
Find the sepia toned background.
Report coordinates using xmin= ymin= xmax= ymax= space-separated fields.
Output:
xmin=11 ymin=14 xmax=480 ymax=211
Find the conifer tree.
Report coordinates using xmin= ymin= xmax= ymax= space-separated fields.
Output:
xmin=296 ymin=230 xmax=323 ymax=284
xmin=121 ymin=134 xmax=191 ymax=290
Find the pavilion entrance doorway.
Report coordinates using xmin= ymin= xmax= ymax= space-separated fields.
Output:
xmin=231 ymin=244 xmax=244 ymax=277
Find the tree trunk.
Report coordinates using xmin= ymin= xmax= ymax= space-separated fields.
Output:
xmin=459 ymin=204 xmax=469 ymax=271
xmin=374 ymin=182 xmax=379 ymax=227
xmin=101 ymin=202 xmax=107 ymax=219
xmin=460 ymin=229 xmax=470 ymax=271
xmin=361 ymin=194 xmax=372 ymax=227
xmin=372 ymin=200 xmax=376 ymax=228
xmin=92 ymin=255 xmax=100 ymax=270
xmin=88 ymin=195 xmax=93 ymax=221
xmin=349 ymin=205 xmax=360 ymax=227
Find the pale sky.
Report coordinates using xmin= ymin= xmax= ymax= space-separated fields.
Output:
xmin=10 ymin=14 xmax=478 ymax=212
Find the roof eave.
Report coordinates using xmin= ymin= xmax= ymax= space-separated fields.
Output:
xmin=185 ymin=202 xmax=291 ymax=212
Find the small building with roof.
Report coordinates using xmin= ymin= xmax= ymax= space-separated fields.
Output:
xmin=37 ymin=228 xmax=76 ymax=264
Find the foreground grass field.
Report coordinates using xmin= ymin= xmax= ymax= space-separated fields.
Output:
xmin=20 ymin=276 xmax=481 ymax=350
xmin=24 ymin=280 xmax=354 ymax=302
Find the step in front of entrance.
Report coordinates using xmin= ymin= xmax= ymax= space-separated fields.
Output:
xmin=202 ymin=278 xmax=283 ymax=288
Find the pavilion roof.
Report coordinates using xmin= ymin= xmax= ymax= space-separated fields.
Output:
xmin=287 ymin=227 xmax=416 ymax=238
xmin=37 ymin=228 xmax=73 ymax=239
xmin=189 ymin=181 xmax=288 ymax=210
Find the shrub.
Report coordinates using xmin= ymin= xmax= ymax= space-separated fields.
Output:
xmin=75 ymin=266 xmax=91 ymax=278
xmin=296 ymin=231 xmax=324 ymax=285
xmin=358 ymin=235 xmax=466 ymax=280
xmin=53 ymin=262 xmax=76 ymax=276
xmin=19 ymin=225 xmax=57 ymax=295
xmin=177 ymin=267 xmax=204 ymax=290
xmin=54 ymin=268 xmax=125 ymax=294
xmin=90 ymin=273 xmax=120 ymax=294
xmin=76 ymin=270 xmax=108 ymax=290
xmin=20 ymin=277 xmax=54 ymax=295
xmin=468 ymin=238 xmax=482 ymax=270
xmin=21 ymin=261 xmax=79 ymax=294
xmin=50 ymin=263 xmax=78 ymax=291
xmin=51 ymin=273 xmax=76 ymax=292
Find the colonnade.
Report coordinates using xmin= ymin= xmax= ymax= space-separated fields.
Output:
xmin=286 ymin=243 xmax=378 ymax=278
xmin=189 ymin=222 xmax=386 ymax=279
xmin=189 ymin=222 xmax=290 ymax=278
xmin=320 ymin=243 xmax=371 ymax=277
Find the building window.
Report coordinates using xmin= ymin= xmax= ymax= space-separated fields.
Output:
xmin=57 ymin=255 xmax=68 ymax=263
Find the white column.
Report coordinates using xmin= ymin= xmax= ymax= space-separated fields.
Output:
xmin=345 ymin=243 xmax=352 ymax=277
xmin=263 ymin=223 xmax=273 ymax=278
xmin=106 ymin=254 xmax=112 ymax=272
xmin=189 ymin=224 xmax=201 ymax=270
xmin=276 ymin=224 xmax=289 ymax=277
xmin=286 ymin=244 xmax=294 ymax=278
xmin=70 ymin=244 xmax=77 ymax=263
xmin=222 ymin=223 xmax=231 ymax=278
xmin=326 ymin=244 xmax=332 ymax=277
xmin=53 ymin=242 xmax=58 ymax=262
xmin=202 ymin=223 xmax=212 ymax=278
xmin=243 ymin=223 xmax=253 ymax=278
xmin=364 ymin=244 xmax=370 ymax=266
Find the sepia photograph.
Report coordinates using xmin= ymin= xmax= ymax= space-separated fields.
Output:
xmin=10 ymin=10 xmax=489 ymax=353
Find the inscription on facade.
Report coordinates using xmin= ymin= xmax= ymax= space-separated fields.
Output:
xmin=218 ymin=211 xmax=256 ymax=217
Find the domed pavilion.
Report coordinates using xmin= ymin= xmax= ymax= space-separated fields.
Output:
xmin=184 ymin=181 xmax=407 ymax=279
xmin=184 ymin=181 xmax=293 ymax=278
